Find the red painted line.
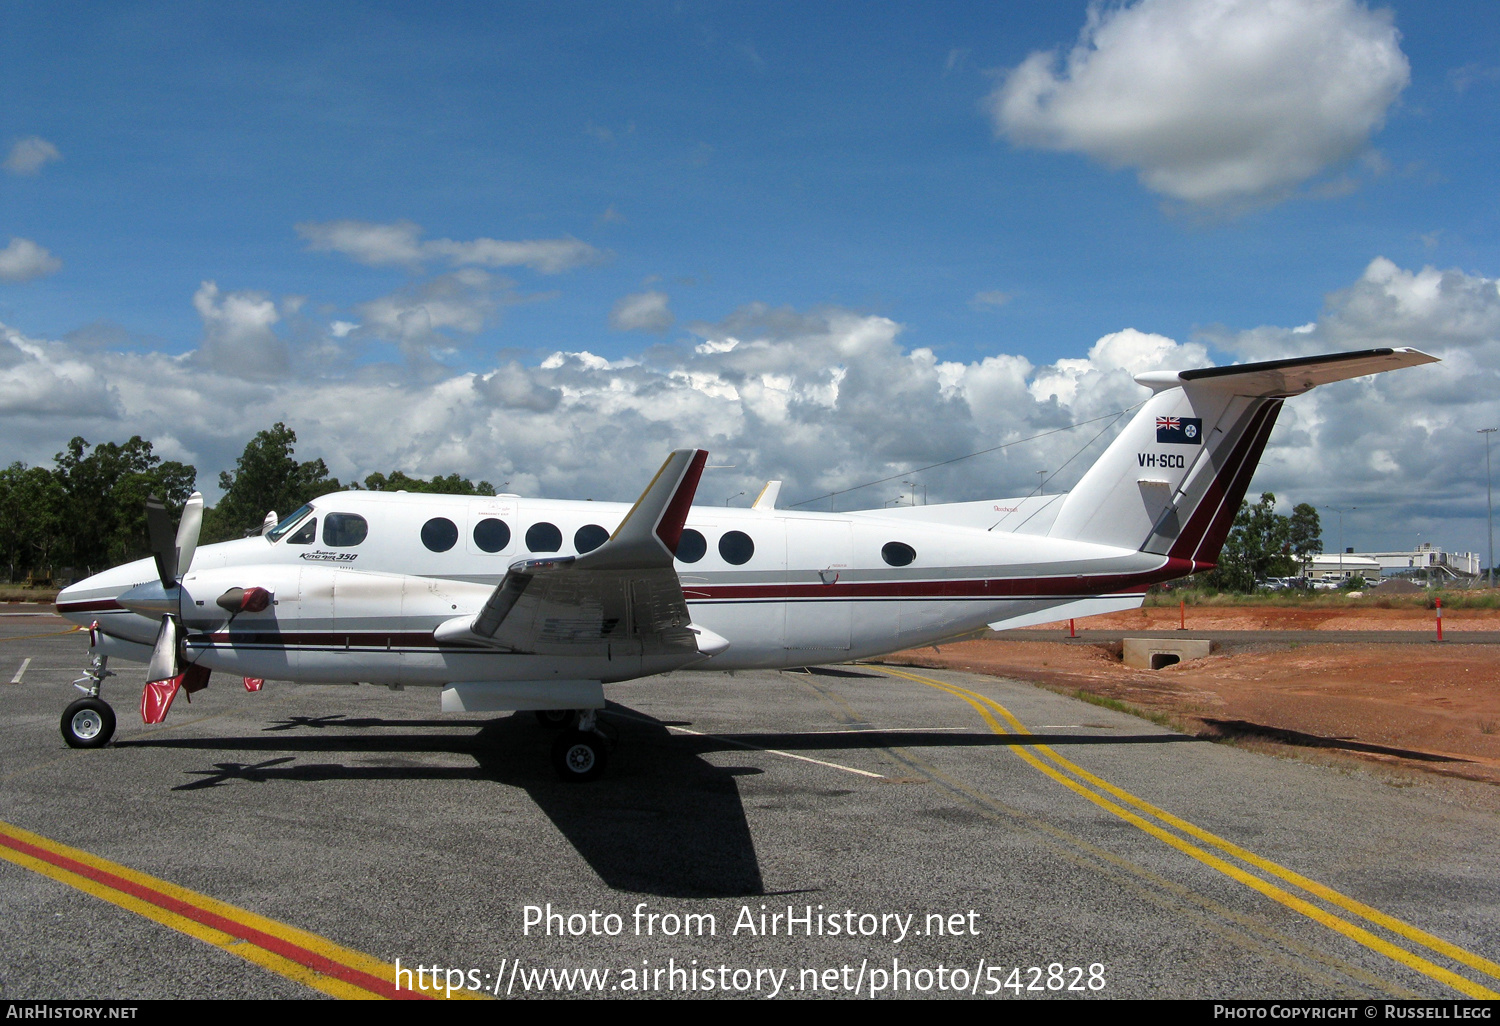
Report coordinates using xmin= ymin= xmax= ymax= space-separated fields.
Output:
xmin=0 ymin=829 xmax=426 ymax=1000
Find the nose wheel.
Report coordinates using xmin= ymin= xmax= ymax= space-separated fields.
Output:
xmin=61 ymin=698 xmax=116 ymax=749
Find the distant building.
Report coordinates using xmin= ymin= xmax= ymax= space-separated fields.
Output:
xmin=1302 ymin=553 xmax=1382 ymax=580
xmin=1355 ymin=543 xmax=1480 ymax=581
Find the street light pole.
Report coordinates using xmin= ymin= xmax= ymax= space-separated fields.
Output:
xmin=1482 ymin=428 xmax=1497 ymax=588
xmin=1322 ymin=505 xmax=1356 ymax=582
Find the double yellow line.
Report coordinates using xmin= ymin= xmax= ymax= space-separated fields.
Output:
xmin=0 ymin=819 xmax=479 ymax=1000
xmin=876 ymin=666 xmax=1500 ymax=999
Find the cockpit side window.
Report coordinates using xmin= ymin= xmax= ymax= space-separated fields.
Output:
xmin=287 ymin=518 xmax=318 ymax=545
xmin=266 ymin=504 xmax=314 ymax=542
xmin=323 ymin=513 xmax=368 ymax=547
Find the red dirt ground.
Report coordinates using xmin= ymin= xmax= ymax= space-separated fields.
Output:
xmin=883 ymin=605 xmax=1500 ymax=786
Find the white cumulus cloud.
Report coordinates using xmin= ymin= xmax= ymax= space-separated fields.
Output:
xmin=610 ymin=290 xmax=675 ymax=333
xmin=192 ymin=281 xmax=289 ymax=380
xmin=297 ymin=219 xmax=603 ymax=274
xmin=988 ymin=0 xmax=1410 ymax=206
xmin=0 ymin=261 xmax=1488 ymax=554
xmin=4 ymin=137 xmax=61 ymax=176
xmin=0 ymin=238 xmax=62 ymax=282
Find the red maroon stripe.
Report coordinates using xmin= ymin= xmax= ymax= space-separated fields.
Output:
xmin=0 ymin=830 xmax=425 ymax=1000
xmin=1167 ymin=400 xmax=1280 ymax=564
xmin=1191 ymin=400 xmax=1283 ymax=565
xmin=56 ymin=599 xmax=124 ymax=614
xmin=656 ymin=450 xmax=708 ymax=554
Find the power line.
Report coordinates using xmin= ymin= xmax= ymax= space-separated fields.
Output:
xmin=786 ymin=401 xmax=1147 ymax=510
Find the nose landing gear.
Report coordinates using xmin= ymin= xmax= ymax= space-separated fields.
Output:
xmin=61 ymin=653 xmax=117 ymax=749
xmin=550 ymin=708 xmax=609 ymax=782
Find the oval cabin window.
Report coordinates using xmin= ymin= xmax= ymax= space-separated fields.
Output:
xmin=526 ymin=522 xmax=562 ymax=553
xmin=675 ymin=528 xmax=707 ymax=564
xmin=882 ymin=541 xmax=916 ymax=567
xmin=574 ymin=524 xmax=609 ymax=554
xmin=473 ymin=518 xmax=511 ymax=553
xmin=718 ymin=530 xmax=755 ymax=565
xmin=421 ymin=517 xmax=458 ymax=553
xmin=322 ymin=513 xmax=368 ymax=547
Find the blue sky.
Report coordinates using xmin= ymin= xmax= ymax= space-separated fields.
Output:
xmin=4 ymin=1 xmax=1500 ymax=558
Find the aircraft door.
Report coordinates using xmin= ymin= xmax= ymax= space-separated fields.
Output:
xmin=783 ymin=519 xmax=852 ymax=651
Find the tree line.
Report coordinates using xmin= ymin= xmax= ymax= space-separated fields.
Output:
xmin=0 ymin=424 xmax=494 ymax=581
xmin=1207 ymin=492 xmax=1323 ymax=592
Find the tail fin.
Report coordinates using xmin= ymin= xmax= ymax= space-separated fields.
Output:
xmin=1048 ymin=348 xmax=1437 ymax=567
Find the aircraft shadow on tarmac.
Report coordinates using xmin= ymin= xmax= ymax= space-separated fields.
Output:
xmin=115 ymin=703 xmax=1197 ymax=898
xmin=1200 ymin=718 xmax=1472 ymax=764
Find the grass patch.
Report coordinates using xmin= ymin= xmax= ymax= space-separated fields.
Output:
xmin=0 ymin=586 xmax=58 ymax=603
xmin=1071 ymin=689 xmax=1183 ymax=732
xmin=1143 ymin=588 xmax=1500 ymax=610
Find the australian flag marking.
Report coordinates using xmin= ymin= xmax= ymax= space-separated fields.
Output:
xmin=1156 ymin=416 xmax=1202 ymax=445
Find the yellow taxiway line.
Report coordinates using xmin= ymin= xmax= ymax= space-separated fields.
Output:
xmin=0 ymin=818 xmax=482 ymax=1000
xmin=875 ymin=665 xmax=1500 ymax=1000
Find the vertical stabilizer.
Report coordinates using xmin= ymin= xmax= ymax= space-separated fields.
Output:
xmin=1047 ymin=348 xmax=1437 ymax=568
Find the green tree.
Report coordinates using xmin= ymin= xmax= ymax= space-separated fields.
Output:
xmin=1287 ymin=502 xmax=1322 ymax=572
xmin=363 ymin=470 xmax=496 ymax=495
xmin=51 ymin=437 xmax=197 ymax=570
xmin=204 ymin=424 xmax=344 ymax=541
xmin=1211 ymin=492 xmax=1305 ymax=592
xmin=0 ymin=463 xmax=67 ymax=580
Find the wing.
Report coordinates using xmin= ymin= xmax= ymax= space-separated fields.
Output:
xmin=433 ymin=449 xmax=727 ymax=657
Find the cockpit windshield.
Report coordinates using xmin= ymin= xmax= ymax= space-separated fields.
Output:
xmin=265 ymin=504 xmax=314 ymax=542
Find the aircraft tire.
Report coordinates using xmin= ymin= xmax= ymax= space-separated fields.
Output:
xmin=552 ymin=730 xmax=607 ymax=782
xmin=534 ymin=709 xmax=576 ymax=729
xmin=61 ymin=698 xmax=116 ymax=749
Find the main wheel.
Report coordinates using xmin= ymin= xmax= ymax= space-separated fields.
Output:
xmin=551 ymin=730 xmax=608 ymax=782
xmin=61 ymin=698 xmax=116 ymax=749
xmin=534 ymin=709 xmax=576 ymax=729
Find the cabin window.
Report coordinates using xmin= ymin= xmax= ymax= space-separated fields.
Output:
xmin=323 ymin=513 xmax=368 ymax=547
xmin=287 ymin=518 xmax=317 ymax=545
xmin=675 ymin=528 xmax=707 ymax=564
xmin=266 ymin=505 xmax=313 ymax=542
xmin=718 ymin=530 xmax=754 ymax=565
xmin=574 ymin=524 xmax=609 ymax=554
xmin=473 ymin=518 xmax=511 ymax=553
xmin=421 ymin=517 xmax=458 ymax=552
xmin=882 ymin=542 xmax=916 ymax=567
xmin=526 ymin=522 xmax=562 ymax=553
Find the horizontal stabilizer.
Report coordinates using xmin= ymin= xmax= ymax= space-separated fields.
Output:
xmin=1134 ymin=347 xmax=1437 ymax=397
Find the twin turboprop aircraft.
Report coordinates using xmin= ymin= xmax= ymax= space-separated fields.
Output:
xmin=54 ymin=347 xmax=1437 ymax=779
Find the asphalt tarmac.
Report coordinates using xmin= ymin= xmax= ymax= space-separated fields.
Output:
xmin=2 ymin=613 xmax=1499 ymax=1000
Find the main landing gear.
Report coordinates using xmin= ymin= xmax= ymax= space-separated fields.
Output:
xmin=61 ymin=654 xmax=117 ymax=749
xmin=548 ymin=709 xmax=609 ymax=783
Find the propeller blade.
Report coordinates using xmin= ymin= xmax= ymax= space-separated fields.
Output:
xmin=145 ymin=615 xmax=180 ymax=683
xmin=175 ymin=492 xmax=203 ymax=578
xmin=145 ymin=495 xmax=177 ymax=587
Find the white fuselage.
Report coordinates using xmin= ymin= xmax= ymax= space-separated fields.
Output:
xmin=57 ymin=490 xmax=1175 ymax=687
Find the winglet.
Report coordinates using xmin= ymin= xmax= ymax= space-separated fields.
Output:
xmin=578 ymin=449 xmax=708 ymax=569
